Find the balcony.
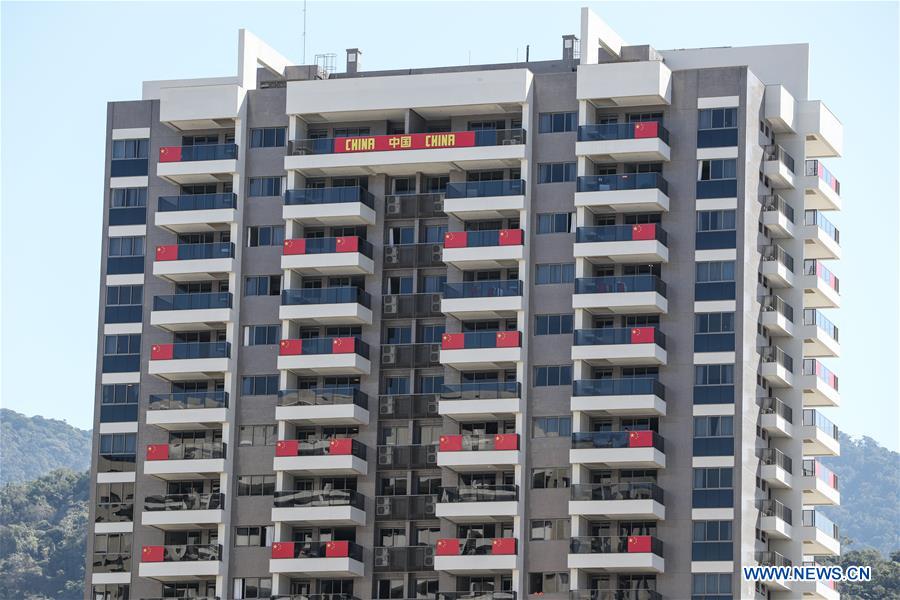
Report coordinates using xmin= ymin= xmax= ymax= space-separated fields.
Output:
xmin=802 ymin=101 xmax=843 ymax=158
xmin=273 ymin=438 xmax=368 ymax=476
xmin=280 ymin=287 xmax=373 ymax=325
xmin=761 ymin=194 xmax=795 ymax=238
xmin=764 ymin=84 xmax=796 ymax=133
xmin=755 ymin=551 xmax=793 ymax=591
xmin=760 ymin=245 xmax=795 ymax=288
xmin=443 ymin=180 xmax=525 ymax=219
xmin=148 ymin=342 xmax=230 ymax=381
xmin=760 ymin=295 xmax=795 ymax=337
xmin=282 ymin=236 xmax=375 ymax=275
xmin=381 ymin=343 xmax=441 ymax=369
xmin=760 ymin=346 xmax=794 ymax=388
xmin=760 ymin=448 xmax=793 ymax=489
xmin=384 ymin=242 xmax=444 ymax=269
xmin=138 ymin=544 xmax=221 ymax=580
xmin=441 ymin=280 xmax=523 ymax=319
xmin=442 ymin=230 xmax=524 ymax=269
xmin=277 ymin=337 xmax=371 ymax=375
xmin=153 ymin=242 xmax=235 ymax=282
xmin=283 ymin=186 xmax=376 ymax=226
xmin=801 ymin=260 xmax=840 ymax=309
xmin=801 ymin=459 xmax=840 ymax=505
xmin=759 ymin=397 xmax=794 ymax=438
xmin=375 ymin=494 xmax=437 ymax=520
xmin=800 ymin=210 xmax=841 ymax=259
xmin=285 ymin=129 xmax=526 ymax=176
xmin=577 ymin=60 xmax=671 ymax=106
xmin=146 ymin=392 xmax=228 ymax=430
xmin=435 ymin=485 xmax=518 ymax=522
xmin=157 ymin=144 xmax=238 ymax=184
xmin=575 ymin=173 xmax=669 ymax=213
xmin=437 ymin=433 xmax=520 ymax=472
xmin=433 ymin=538 xmax=517 ymax=573
xmin=570 ymin=431 xmax=666 ymax=469
xmin=574 ymin=225 xmax=668 ymax=264
xmin=569 ymin=483 xmax=665 ymax=520
xmin=270 ymin=540 xmax=365 ymax=577
xmin=378 ymin=394 xmax=439 ymax=419
xmin=440 ymin=332 xmax=522 ymax=369
xmin=276 ymin=388 xmax=369 ymax=426
xmin=573 ymin=276 xmax=667 ymax=315
xmin=571 ymin=378 xmax=666 ymax=417
xmin=271 ymin=489 xmax=366 ymax=526
xmin=373 ymin=545 xmax=435 ymax=572
xmin=143 ymin=441 xmax=226 ymax=480
xmin=155 ymin=193 xmax=237 ymax=233
xmin=576 ymin=123 xmax=671 ymax=162
xmin=571 ymin=327 xmax=667 ymax=366
xmin=802 ymin=510 xmax=840 ymax=556
xmin=150 ymin=292 xmax=233 ymax=331
xmin=800 ymin=309 xmax=840 ymax=357
xmin=800 ymin=410 xmax=840 ymax=456
xmin=758 ymin=499 xmax=793 ymax=539
xmin=568 ymin=535 xmax=664 ymax=573
xmin=383 ymin=292 xmax=442 ymax=319
xmin=763 ymin=145 xmax=796 ymax=188
xmin=141 ymin=493 xmax=224 ymax=529
xmin=794 ymin=570 xmax=841 ymax=600
xmin=384 ymin=192 xmax=445 ymax=220
xmin=439 ymin=382 xmax=522 ymax=420
xmin=569 ymin=592 xmax=661 ymax=600
xmin=803 ymin=160 xmax=842 ymax=210
xmin=377 ymin=444 xmax=437 ymax=470
xmin=800 ymin=359 xmax=840 ymax=407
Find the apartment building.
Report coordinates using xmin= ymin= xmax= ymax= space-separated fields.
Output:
xmin=87 ymin=8 xmax=844 ymax=600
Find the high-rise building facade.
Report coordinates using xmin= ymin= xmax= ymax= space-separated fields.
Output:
xmin=87 ymin=8 xmax=844 ymax=600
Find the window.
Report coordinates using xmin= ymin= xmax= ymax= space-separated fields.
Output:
xmin=529 ymin=572 xmax=570 ymax=594
xmin=103 ymin=334 xmax=140 ymax=356
xmin=244 ymin=325 xmax=279 ymax=346
xmin=418 ymin=374 xmax=444 ymax=394
xmin=250 ymin=127 xmax=287 ymax=148
xmin=538 ymin=162 xmax=576 ymax=183
xmin=534 ymin=365 xmax=572 ymax=387
xmin=535 ymin=314 xmax=573 ymax=335
xmin=699 ymin=108 xmax=737 ymax=130
xmin=385 ymin=276 xmax=413 ymax=294
xmin=385 ymin=326 xmax=412 ymax=344
xmin=91 ymin=584 xmax=130 ymax=600
xmin=692 ymin=573 xmax=732 ymax=599
xmin=418 ymin=324 xmax=445 ymax=344
xmin=93 ymin=532 xmax=132 ymax=564
xmin=538 ymin=112 xmax=577 ymax=133
xmin=420 ymin=274 xmax=446 ymax=293
xmin=692 ymin=521 xmax=733 ymax=561
xmin=248 ymin=176 xmax=282 ymax=197
xmin=111 ymin=187 xmax=147 ymax=207
xmin=375 ymin=578 xmax=405 ymax=599
xmin=247 ymin=226 xmax=285 ymax=247
xmin=108 ymin=236 xmax=145 ymax=257
xmin=695 ymin=261 xmax=735 ymax=283
xmin=692 ymin=467 xmax=734 ymax=509
xmin=699 ymin=159 xmax=737 ymax=180
xmin=533 ymin=416 xmax=572 ymax=438
xmin=106 ymin=285 xmax=143 ymax=306
xmin=695 ymin=365 xmax=734 ymax=386
xmin=537 ymin=212 xmax=574 ymax=234
xmin=694 ymin=416 xmax=734 ymax=438
xmin=100 ymin=383 xmax=139 ymax=423
xmin=696 ymin=210 xmax=736 ymax=231
xmin=529 ymin=519 xmax=571 ymax=541
xmin=236 ymin=475 xmax=276 ymax=496
xmin=239 ymin=425 xmax=277 ymax=447
xmin=99 ymin=433 xmax=136 ymax=456
xmin=234 ymin=525 xmax=273 ymax=547
xmin=695 ymin=313 xmax=735 ymax=334
xmin=233 ymin=577 xmax=273 ymax=599
xmin=536 ymin=263 xmax=575 ymax=285
xmin=244 ymin=275 xmax=281 ymax=296
xmin=333 ymin=127 xmax=370 ymax=137
xmin=241 ymin=375 xmax=279 ymax=396
xmin=531 ymin=468 xmax=570 ymax=489
xmin=112 ymin=139 xmax=148 ymax=159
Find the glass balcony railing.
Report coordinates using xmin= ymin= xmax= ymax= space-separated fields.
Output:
xmin=575 ymin=275 xmax=666 ymax=296
xmin=445 ymin=179 xmax=525 ymax=198
xmin=569 ymin=535 xmax=663 ymax=556
xmin=283 ymin=236 xmax=374 ymax=258
xmin=440 ymin=434 xmax=519 ymax=452
xmin=159 ymin=143 xmax=237 ymax=162
xmin=278 ymin=438 xmax=367 ymax=460
xmin=277 ymin=387 xmax=369 ymax=410
xmin=143 ymin=492 xmax=223 ymax=512
xmin=374 ymin=494 xmax=437 ymax=519
xmin=442 ymin=331 xmax=521 ymax=349
xmin=152 ymin=292 xmax=232 ymax=311
xmin=272 ymin=595 xmax=360 ymax=600
xmin=273 ymin=489 xmax=365 ymax=510
xmin=157 ymin=193 xmax=236 ymax=212
xmin=803 ymin=510 xmax=839 ymax=538
xmin=142 ymin=544 xmax=222 ymax=562
xmin=281 ymin=287 xmax=371 ymax=308
xmin=577 ymin=122 xmax=670 ymax=144
xmin=758 ymin=499 xmax=793 ymax=524
xmin=272 ymin=540 xmax=364 ymax=561
xmin=803 ymin=459 xmax=839 ymax=490
xmin=571 ymin=431 xmax=664 ymax=451
xmin=155 ymin=341 xmax=231 ymax=360
xmin=572 ymin=378 xmax=665 ymax=400
xmin=373 ymin=545 xmax=436 ymax=572
xmin=760 ymin=397 xmax=793 ymax=423
xmin=92 ymin=552 xmax=131 ymax=573
xmin=570 ymin=482 xmax=663 ymax=504
xmin=765 ymin=145 xmax=795 ymax=173
xmin=761 ymin=294 xmax=794 ymax=322
xmin=284 ymin=186 xmax=375 ymax=208
xmin=153 ymin=441 xmax=226 ymax=460
xmin=761 ymin=193 xmax=795 ymax=223
xmin=803 ymin=309 xmax=839 ymax=341
xmin=450 ymin=229 xmax=523 ymax=248
xmin=440 ymin=381 xmax=521 ymax=401
xmin=94 ymin=503 xmax=134 ymax=523
xmin=762 ymin=244 xmax=795 ymax=272
xmin=436 ymin=537 xmax=517 ymax=556
xmin=439 ymin=484 xmax=518 ymax=503
xmin=576 ymin=173 xmax=668 ymax=195
xmin=438 ymin=593 xmax=516 ymax=600
xmin=158 ymin=242 xmax=235 ymax=261
xmin=803 ymin=409 xmax=839 ymax=440
xmin=756 ymin=550 xmax=792 ymax=567
xmin=443 ymin=280 xmax=523 ymax=299
xmin=289 ymin=128 xmax=526 ymax=155
xmin=569 ymin=591 xmax=661 ymax=600
xmin=576 ymin=224 xmax=668 ymax=245
xmin=148 ymin=391 xmax=228 ymax=411
xmin=574 ymin=327 xmax=666 ymax=349
xmin=760 ymin=448 xmax=793 ymax=474
xmin=761 ymin=346 xmax=794 ymax=372
xmin=804 ymin=260 xmax=840 ymax=292
xmin=805 ymin=160 xmax=841 ymax=194
xmin=802 ymin=359 xmax=839 ymax=390
xmin=280 ymin=336 xmax=369 ymax=358
xmin=805 ymin=210 xmax=840 ymax=243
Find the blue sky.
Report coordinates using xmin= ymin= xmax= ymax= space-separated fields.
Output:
xmin=2 ymin=2 xmax=898 ymax=449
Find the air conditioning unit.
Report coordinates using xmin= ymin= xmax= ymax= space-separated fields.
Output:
xmin=381 ymin=346 xmax=397 ymax=365
xmin=383 ymin=295 xmax=398 ymax=315
xmin=373 ymin=547 xmax=391 ymax=567
xmin=375 ymin=497 xmax=392 ymax=516
xmin=430 ymin=244 xmax=443 ymax=264
xmin=425 ymin=398 xmax=439 ymax=416
xmin=430 ymin=294 xmax=442 ymax=314
xmin=432 ymin=197 xmax=445 ymax=215
xmin=377 ymin=446 xmax=393 ymax=465
xmin=425 ymin=447 xmax=437 ymax=465
xmin=423 ymin=496 xmax=437 ymax=516
xmin=385 ymin=196 xmax=401 ymax=216
xmin=384 ymin=246 xmax=399 ymax=265
xmin=379 ymin=397 xmax=394 ymax=415
xmin=429 ymin=347 xmax=441 ymax=365
xmin=423 ymin=549 xmax=435 ymax=567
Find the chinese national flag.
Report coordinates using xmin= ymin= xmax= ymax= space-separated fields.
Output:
xmin=279 ymin=339 xmax=302 ymax=356
xmin=275 ymin=439 xmax=299 ymax=457
xmin=331 ymin=337 xmax=355 ymax=354
xmin=439 ymin=435 xmax=463 ymax=452
xmin=630 ymin=327 xmax=655 ymax=344
xmin=491 ymin=538 xmax=517 ymax=555
xmin=435 ymin=538 xmax=460 ymax=556
xmin=633 ymin=121 xmax=658 ymax=139
xmin=498 ymin=229 xmax=523 ymax=246
xmin=141 ymin=545 xmax=165 ymax=562
xmin=328 ymin=438 xmax=352 ymax=455
xmin=159 ymin=146 xmax=182 ymax=162
xmin=283 ymin=239 xmax=306 ymax=255
xmin=627 ymin=535 xmax=652 ymax=553
xmin=151 ymin=344 xmax=174 ymax=360
xmin=335 ymin=236 xmax=359 ymax=253
xmin=443 ymin=232 xmax=468 ymax=249
xmin=155 ymin=245 xmax=178 ymax=261
xmin=495 ymin=331 xmax=521 ymax=348
xmin=630 ymin=223 xmax=656 ymax=241
xmin=271 ymin=542 xmax=294 ymax=559
xmin=441 ymin=333 xmax=465 ymax=350
xmin=146 ymin=444 xmax=169 ymax=461
xmin=325 ymin=540 xmax=349 ymax=557
xmin=493 ymin=433 xmax=519 ymax=451
xmin=628 ymin=430 xmax=653 ymax=448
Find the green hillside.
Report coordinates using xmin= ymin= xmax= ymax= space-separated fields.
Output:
xmin=0 ymin=409 xmax=92 ymax=485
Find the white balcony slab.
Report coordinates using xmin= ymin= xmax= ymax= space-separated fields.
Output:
xmin=155 ymin=208 xmax=237 ymax=233
xmin=802 ymin=526 xmax=841 ymax=556
xmin=276 ymin=353 xmax=371 ymax=376
xmin=279 ymin=302 xmax=373 ymax=325
xmin=570 ymin=394 xmax=666 ymax=417
xmin=438 ymin=397 xmax=523 ymax=420
xmin=760 ymin=310 xmax=794 ymax=337
xmin=281 ymin=253 xmax=375 ymax=276
xmin=575 ymin=188 xmax=670 ymax=213
xmin=798 ymin=224 xmax=841 ymax=260
xmin=568 ymin=499 xmax=665 ymax=520
xmin=440 ymin=347 xmax=522 ymax=369
xmin=763 ymin=160 xmax=795 ymax=189
xmin=800 ymin=274 xmax=840 ymax=309
xmin=799 ymin=425 xmax=840 ymax=457
xmin=760 ymin=362 xmax=794 ymax=388
xmin=150 ymin=308 xmax=233 ymax=331
xmin=271 ymin=505 xmax=367 ymax=526
xmin=759 ymin=516 xmax=792 ymax=540
xmin=283 ymin=202 xmax=376 ymax=226
xmin=269 ymin=556 xmax=365 ymax=577
xmin=437 ymin=450 xmax=521 ymax=472
xmin=443 ymin=195 xmax=525 ymax=219
xmin=434 ymin=553 xmax=517 ymax=574
xmin=146 ymin=408 xmax=228 ymax=430
xmin=760 ymin=464 xmax=792 ymax=489
xmin=275 ymin=403 xmax=370 ymax=426
xmin=567 ymin=552 xmax=664 ymax=573
xmin=799 ymin=323 xmax=840 ymax=358
xmin=759 ymin=413 xmax=793 ymax=438
xmin=148 ymin=358 xmax=230 ymax=381
xmin=573 ymin=291 xmax=667 ymax=314
xmin=138 ymin=560 xmax=222 ymax=580
xmin=577 ymin=61 xmax=672 ymax=106
xmin=435 ymin=501 xmax=519 ymax=523
xmin=273 ymin=454 xmax=368 ymax=476
xmin=574 ymin=240 xmax=668 ymax=263
xmin=144 ymin=459 xmax=226 ymax=480
xmin=800 ymin=476 xmax=840 ymax=506
xmin=576 ymin=138 xmax=671 ymax=162
xmin=761 ymin=209 xmax=795 ymax=238
xmin=141 ymin=509 xmax=224 ymax=529
xmin=157 ymin=159 xmax=238 ymax=185
xmin=571 ymin=343 xmax=667 ymax=366
xmin=441 ymin=295 xmax=523 ymax=319
xmin=802 ymin=175 xmax=841 ymax=211
xmin=153 ymin=258 xmax=235 ymax=282
xmin=569 ymin=447 xmax=666 ymax=469
xmin=760 ymin=260 xmax=794 ymax=288
xmin=799 ymin=376 xmax=840 ymax=408
xmin=441 ymin=245 xmax=524 ymax=269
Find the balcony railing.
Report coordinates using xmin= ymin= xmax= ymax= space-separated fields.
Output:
xmin=282 ymin=287 xmax=371 ymax=308
xmin=375 ymin=494 xmax=436 ymax=520
xmin=157 ymin=193 xmax=236 ymax=212
xmin=159 ymin=144 xmax=237 ymax=162
xmin=761 ymin=194 xmax=795 ymax=223
xmin=803 ymin=409 xmax=839 ymax=439
xmin=384 ymin=192 xmax=446 ymax=220
xmin=578 ymin=122 xmax=670 ymax=144
xmin=444 ymin=229 xmax=524 ymax=248
xmin=378 ymin=394 xmax=439 ymax=419
xmin=574 ymin=327 xmax=666 ymax=349
xmin=141 ymin=543 xmax=222 ymax=562
xmin=577 ymin=173 xmax=668 ymax=195
xmin=272 ymin=595 xmax=359 ymax=600
xmin=572 ymin=431 xmax=664 ymax=451
xmin=146 ymin=441 xmax=226 ymax=461
xmin=148 ymin=391 xmax=228 ymax=411
xmin=570 ymin=482 xmax=663 ymax=504
xmin=283 ymin=236 xmax=374 ymax=258
xmin=92 ymin=552 xmax=131 ymax=573
xmin=575 ymin=275 xmax=666 ymax=296
xmin=569 ymin=591 xmax=661 ymax=600
xmin=443 ymin=280 xmax=523 ymax=299
xmin=762 ymin=244 xmax=795 ymax=272
xmin=569 ymin=535 xmax=663 ymax=556
xmin=761 ymin=346 xmax=794 ymax=372
xmin=438 ymin=593 xmax=516 ymax=600
xmin=271 ymin=540 xmax=364 ymax=561
xmin=802 ymin=359 xmax=839 ymax=390
xmin=373 ymin=545 xmax=436 ymax=572
xmin=143 ymin=492 xmax=223 ymax=512
xmin=155 ymin=242 xmax=235 ymax=261
xmin=152 ymin=292 xmax=232 ymax=311
xmin=573 ymin=378 xmax=665 ymax=400
xmin=377 ymin=444 xmax=438 ymax=469
xmin=445 ymin=179 xmax=525 ymax=198
xmin=756 ymin=550 xmax=792 ymax=567
xmin=435 ymin=537 xmax=517 ymax=556
xmin=804 ymin=259 xmax=840 ymax=292
xmin=279 ymin=337 xmax=370 ymax=358
xmin=760 ymin=448 xmax=793 ymax=474
xmin=439 ymin=433 xmax=519 ymax=452
xmin=275 ymin=438 xmax=367 ymax=460
xmin=277 ymin=387 xmax=369 ymax=410
xmin=803 ymin=459 xmax=839 ymax=490
xmin=758 ymin=499 xmax=793 ymax=524
xmin=95 ymin=503 xmax=134 ymax=523
xmin=284 ymin=186 xmax=375 ymax=208
xmin=803 ymin=309 xmax=839 ymax=341
xmin=440 ymin=381 xmax=521 ymax=401
xmin=441 ymin=331 xmax=521 ymax=350
xmin=803 ymin=510 xmax=839 ymax=538
xmin=150 ymin=341 xmax=231 ymax=360
xmin=576 ymin=224 xmax=668 ymax=244
xmin=760 ymin=397 xmax=793 ymax=423
xmin=289 ymin=128 xmax=526 ymax=155
xmin=806 ymin=160 xmax=841 ymax=194
xmin=273 ymin=489 xmax=365 ymax=510
xmin=439 ymin=484 xmax=518 ymax=503
xmin=761 ymin=294 xmax=794 ymax=322
xmin=765 ymin=144 xmax=795 ymax=173
xmin=805 ymin=210 xmax=840 ymax=243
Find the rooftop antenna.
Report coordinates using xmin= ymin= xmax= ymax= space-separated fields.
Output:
xmin=302 ymin=0 xmax=308 ymax=63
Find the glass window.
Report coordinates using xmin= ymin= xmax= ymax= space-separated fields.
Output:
xmin=248 ymin=176 xmax=282 ymax=197
xmin=111 ymin=187 xmax=147 ymax=207
xmin=236 ymin=475 xmax=276 ymax=496
xmin=247 ymin=226 xmax=285 ymax=247
xmin=698 ymin=108 xmax=737 ymax=130
xmin=538 ymin=112 xmax=577 ymax=133
xmin=534 ymin=365 xmax=572 ymax=387
xmin=696 ymin=261 xmax=735 ymax=283
xmin=695 ymin=365 xmax=735 ymax=386
xmin=699 ymin=159 xmax=737 ymax=181
xmin=241 ymin=375 xmax=279 ymax=396
xmin=245 ymin=325 xmax=280 ymax=346
xmin=696 ymin=210 xmax=736 ymax=231
xmin=537 ymin=212 xmax=574 ymax=234
xmin=536 ymin=263 xmax=575 ymax=285
xmin=250 ymin=127 xmax=287 ymax=148
xmin=533 ymin=416 xmax=572 ymax=438
xmin=695 ymin=313 xmax=735 ymax=334
xmin=535 ymin=314 xmax=574 ymax=335
xmin=112 ymin=139 xmax=148 ymax=159
xmin=244 ymin=275 xmax=281 ymax=296
xmin=531 ymin=468 xmax=570 ymax=489
xmin=538 ymin=162 xmax=576 ymax=183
